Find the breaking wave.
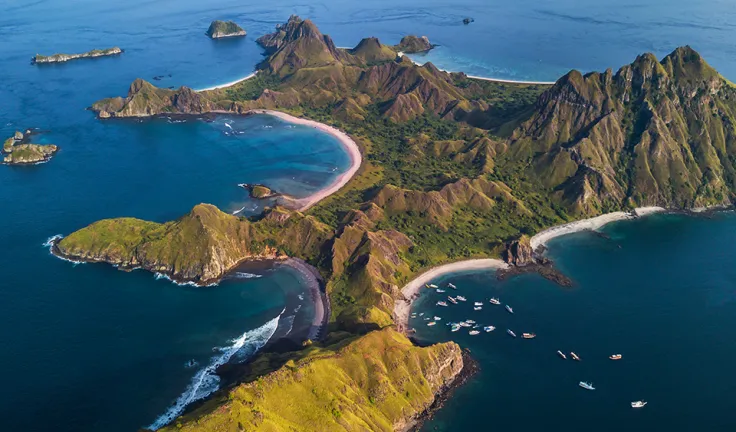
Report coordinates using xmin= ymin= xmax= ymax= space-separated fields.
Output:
xmin=231 ymin=272 xmax=262 ymax=279
xmin=43 ymin=234 xmax=85 ymax=265
xmin=147 ymin=311 xmax=283 ymax=430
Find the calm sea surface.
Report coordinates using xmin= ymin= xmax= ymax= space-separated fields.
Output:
xmin=1 ymin=0 xmax=735 ymax=430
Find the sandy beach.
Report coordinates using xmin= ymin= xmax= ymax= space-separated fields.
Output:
xmin=394 ymin=259 xmax=509 ymax=333
xmin=279 ymin=258 xmax=328 ymax=340
xmin=398 ymin=52 xmax=555 ymax=85
xmin=247 ymin=109 xmax=362 ymax=211
xmin=197 ymin=72 xmax=257 ymax=92
xmin=530 ymin=206 xmax=666 ymax=250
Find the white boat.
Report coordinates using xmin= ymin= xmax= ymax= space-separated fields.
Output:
xmin=522 ymin=333 xmax=536 ymax=339
xmin=456 ymin=296 xmax=467 ymax=302
xmin=419 ymin=313 xmax=424 ymax=316
xmin=448 ymin=297 xmax=458 ymax=304
xmin=459 ymin=322 xmax=471 ymax=327
xmin=436 ymin=289 xmax=446 ymax=293
xmin=474 ymin=306 xmax=482 ymax=311
xmin=489 ymin=298 xmax=501 ymax=305
xmin=557 ymin=350 xmax=567 ymax=360
xmin=484 ymin=326 xmax=496 ymax=332
xmin=505 ymin=305 xmax=514 ymax=314
xmin=433 ymin=316 xmax=442 ymax=321
xmin=507 ymin=329 xmax=517 ymax=338
xmin=571 ymin=352 xmax=581 ymax=361
xmin=466 ymin=320 xmax=476 ymax=324
xmin=427 ymin=322 xmax=436 ymax=326
xmin=469 ymin=330 xmax=480 ymax=335
xmin=429 ymin=284 xmax=438 ymax=288
xmin=579 ymin=381 xmax=595 ymax=391
xmin=436 ymin=301 xmax=448 ymax=307
xmin=631 ymin=401 xmax=647 ymax=408
xmin=474 ymin=302 xmax=483 ymax=306
xmin=451 ymin=325 xmax=461 ymax=332
xmin=448 ymin=283 xmax=457 ymax=289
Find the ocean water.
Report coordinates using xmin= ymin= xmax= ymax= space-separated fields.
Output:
xmin=2 ymin=0 xmax=736 ymax=430
xmin=412 ymin=212 xmax=736 ymax=431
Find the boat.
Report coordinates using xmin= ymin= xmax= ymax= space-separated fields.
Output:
xmin=451 ymin=324 xmax=461 ymax=332
xmin=436 ymin=289 xmax=446 ymax=293
xmin=474 ymin=302 xmax=483 ymax=306
xmin=489 ymin=298 xmax=500 ymax=305
xmin=571 ymin=352 xmax=581 ymax=361
xmin=448 ymin=297 xmax=458 ymax=304
xmin=579 ymin=381 xmax=595 ymax=391
xmin=609 ymin=354 xmax=622 ymax=360
xmin=459 ymin=322 xmax=471 ymax=327
xmin=427 ymin=322 xmax=436 ymax=326
xmin=433 ymin=316 xmax=442 ymax=321
xmin=473 ymin=324 xmax=480 ymax=328
xmin=522 ymin=333 xmax=536 ymax=339
xmin=507 ymin=329 xmax=517 ymax=338
xmin=474 ymin=306 xmax=482 ymax=311
xmin=436 ymin=301 xmax=448 ymax=307
xmin=469 ymin=330 xmax=480 ymax=335
xmin=505 ymin=305 xmax=514 ymax=314
xmin=429 ymin=284 xmax=438 ymax=288
xmin=631 ymin=401 xmax=647 ymax=408
xmin=557 ymin=350 xmax=567 ymax=359
xmin=448 ymin=283 xmax=457 ymax=289
xmin=466 ymin=320 xmax=476 ymax=324
xmin=484 ymin=326 xmax=496 ymax=332
xmin=425 ymin=284 xmax=433 ymax=289
xmin=419 ymin=313 xmax=424 ymax=316
xmin=456 ymin=296 xmax=467 ymax=301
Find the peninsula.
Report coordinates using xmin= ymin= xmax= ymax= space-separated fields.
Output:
xmin=2 ymin=130 xmax=58 ymax=165
xmin=56 ymin=15 xmax=736 ymax=431
xmin=206 ymin=20 xmax=246 ymax=38
xmin=32 ymin=47 xmax=122 ymax=64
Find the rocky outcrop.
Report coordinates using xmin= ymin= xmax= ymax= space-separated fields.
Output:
xmin=393 ymin=35 xmax=434 ymax=53
xmin=256 ymin=15 xmax=305 ymax=53
xmin=91 ymin=79 xmax=215 ymax=118
xmin=463 ymin=17 xmax=474 ymax=25
xmin=32 ymin=47 xmax=122 ymax=64
xmin=2 ymin=130 xmax=58 ymax=165
xmin=240 ymin=183 xmax=278 ymax=199
xmin=502 ymin=235 xmax=533 ymax=266
xmin=206 ymin=20 xmax=246 ymax=38
xmin=159 ymin=328 xmax=465 ymax=432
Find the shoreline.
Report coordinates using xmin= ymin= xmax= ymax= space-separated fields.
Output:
xmin=394 ymin=259 xmax=509 ymax=334
xmin=196 ymin=72 xmax=256 ymax=92
xmin=398 ymin=52 xmax=555 ymax=85
xmin=246 ymin=109 xmax=362 ymax=212
xmin=529 ymin=206 xmax=666 ymax=250
xmin=278 ymin=258 xmax=329 ymax=341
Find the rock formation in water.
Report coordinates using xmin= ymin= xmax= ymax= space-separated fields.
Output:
xmin=2 ymin=130 xmax=58 ymax=165
xmin=32 ymin=47 xmax=122 ymax=64
xmin=502 ymin=235 xmax=533 ymax=266
xmin=463 ymin=17 xmax=474 ymax=25
xmin=206 ymin=20 xmax=246 ymax=38
xmin=393 ymin=35 xmax=434 ymax=53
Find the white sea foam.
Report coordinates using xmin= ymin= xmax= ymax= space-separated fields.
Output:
xmin=231 ymin=272 xmax=262 ymax=279
xmin=147 ymin=312 xmax=283 ymax=430
xmin=297 ymin=294 xmax=304 ymax=301
xmin=224 ymin=122 xmax=233 ymax=130
xmin=42 ymin=234 xmax=63 ymax=248
xmin=44 ymin=234 xmax=86 ymax=265
xmin=281 ymin=314 xmax=296 ymax=336
xmin=153 ymin=272 xmax=218 ymax=287
xmin=232 ymin=206 xmax=246 ymax=215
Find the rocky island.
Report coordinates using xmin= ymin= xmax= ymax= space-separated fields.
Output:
xmin=57 ymin=15 xmax=736 ymax=431
xmin=206 ymin=20 xmax=246 ymax=38
xmin=2 ymin=130 xmax=58 ymax=165
xmin=32 ymin=47 xmax=122 ymax=64
xmin=394 ymin=35 xmax=435 ymax=53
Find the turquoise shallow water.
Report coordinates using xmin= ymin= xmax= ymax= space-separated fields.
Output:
xmin=3 ymin=0 xmax=736 ymax=430
xmin=413 ymin=212 xmax=736 ymax=431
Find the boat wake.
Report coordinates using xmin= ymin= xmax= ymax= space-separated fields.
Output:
xmin=147 ymin=311 xmax=283 ymax=430
xmin=231 ymin=272 xmax=262 ymax=279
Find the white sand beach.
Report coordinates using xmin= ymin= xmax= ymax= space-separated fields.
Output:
xmin=530 ymin=206 xmax=666 ymax=250
xmin=197 ymin=72 xmax=257 ymax=92
xmin=394 ymin=259 xmax=508 ymax=333
xmin=247 ymin=109 xmax=362 ymax=212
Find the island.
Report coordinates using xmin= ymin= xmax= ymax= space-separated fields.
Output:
xmin=239 ymin=183 xmax=279 ymax=199
xmin=32 ymin=47 xmax=122 ymax=64
xmin=393 ymin=35 xmax=435 ymax=53
xmin=2 ymin=130 xmax=58 ymax=165
xmin=206 ymin=20 xmax=246 ymax=38
xmin=57 ymin=15 xmax=736 ymax=431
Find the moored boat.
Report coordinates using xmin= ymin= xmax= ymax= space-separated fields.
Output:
xmin=459 ymin=322 xmax=471 ymax=327
xmin=571 ymin=352 xmax=580 ymax=361
xmin=427 ymin=321 xmax=436 ymax=326
xmin=466 ymin=320 xmax=476 ymax=324
xmin=469 ymin=330 xmax=480 ymax=335
xmin=436 ymin=289 xmax=446 ymax=293
xmin=609 ymin=354 xmax=622 ymax=360
xmin=557 ymin=350 xmax=567 ymax=359
xmin=474 ymin=301 xmax=483 ymax=306
xmin=522 ymin=333 xmax=536 ymax=339
xmin=489 ymin=297 xmax=501 ymax=305
xmin=436 ymin=301 xmax=448 ymax=307
xmin=474 ymin=306 xmax=482 ymax=311
xmin=484 ymin=326 xmax=495 ymax=332
xmin=448 ymin=296 xmax=458 ymax=304
xmin=429 ymin=284 xmax=438 ymax=288
xmin=631 ymin=400 xmax=647 ymax=408
xmin=448 ymin=283 xmax=457 ymax=289
xmin=579 ymin=381 xmax=595 ymax=390
xmin=507 ymin=329 xmax=517 ymax=338
xmin=505 ymin=305 xmax=514 ymax=314
xmin=456 ymin=295 xmax=467 ymax=301
xmin=433 ymin=316 xmax=442 ymax=321
xmin=451 ymin=324 xmax=461 ymax=332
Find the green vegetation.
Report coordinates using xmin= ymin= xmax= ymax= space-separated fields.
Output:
xmin=206 ymin=20 xmax=246 ymax=38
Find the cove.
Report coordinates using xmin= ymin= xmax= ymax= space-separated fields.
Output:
xmin=410 ymin=212 xmax=736 ymax=431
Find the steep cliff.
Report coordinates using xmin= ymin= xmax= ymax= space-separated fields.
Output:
xmin=509 ymin=46 xmax=736 ymax=215
xmin=159 ymin=328 xmax=464 ymax=432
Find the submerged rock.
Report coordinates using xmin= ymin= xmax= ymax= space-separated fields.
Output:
xmin=206 ymin=20 xmax=246 ymax=39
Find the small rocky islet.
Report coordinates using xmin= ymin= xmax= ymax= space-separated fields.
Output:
xmin=206 ymin=20 xmax=246 ymax=39
xmin=2 ymin=130 xmax=58 ymax=165
xmin=31 ymin=47 xmax=122 ymax=64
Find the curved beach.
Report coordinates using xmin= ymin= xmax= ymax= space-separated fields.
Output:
xmin=394 ymin=259 xmax=508 ymax=333
xmin=196 ymin=72 xmax=256 ymax=92
xmin=247 ymin=109 xmax=362 ymax=212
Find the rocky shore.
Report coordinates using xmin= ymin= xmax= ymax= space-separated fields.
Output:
xmin=2 ymin=129 xmax=58 ymax=165
xmin=32 ymin=47 xmax=122 ymax=64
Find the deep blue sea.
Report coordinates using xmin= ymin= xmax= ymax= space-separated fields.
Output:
xmin=2 ymin=0 xmax=736 ymax=431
